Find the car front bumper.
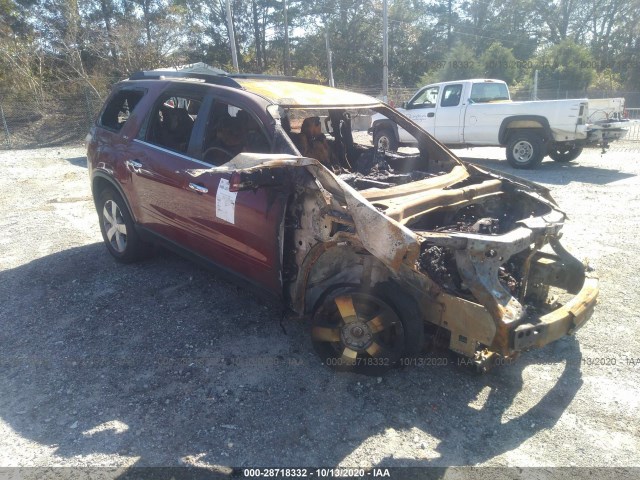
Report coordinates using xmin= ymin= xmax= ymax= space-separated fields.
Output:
xmin=512 ymin=277 xmax=598 ymax=351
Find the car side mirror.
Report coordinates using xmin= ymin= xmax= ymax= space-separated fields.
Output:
xmin=401 ymin=101 xmax=408 ymax=109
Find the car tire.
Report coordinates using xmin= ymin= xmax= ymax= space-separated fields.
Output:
xmin=97 ymin=187 xmax=151 ymax=263
xmin=310 ymin=282 xmax=424 ymax=373
xmin=548 ymin=145 xmax=583 ymax=163
xmin=506 ymin=132 xmax=545 ymax=169
xmin=373 ymin=127 xmax=398 ymax=153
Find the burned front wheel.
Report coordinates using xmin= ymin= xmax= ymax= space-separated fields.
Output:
xmin=310 ymin=285 xmax=424 ymax=372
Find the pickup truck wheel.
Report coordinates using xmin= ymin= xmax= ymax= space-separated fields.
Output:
xmin=549 ymin=145 xmax=583 ymax=163
xmin=506 ymin=132 xmax=545 ymax=169
xmin=373 ymin=128 xmax=398 ymax=153
xmin=310 ymin=283 xmax=424 ymax=373
xmin=97 ymin=188 xmax=151 ymax=263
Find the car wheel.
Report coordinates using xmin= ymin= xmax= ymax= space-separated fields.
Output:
xmin=97 ymin=187 xmax=150 ymax=263
xmin=310 ymin=283 xmax=424 ymax=373
xmin=373 ymin=128 xmax=398 ymax=153
xmin=506 ymin=132 xmax=545 ymax=169
xmin=548 ymin=145 xmax=583 ymax=163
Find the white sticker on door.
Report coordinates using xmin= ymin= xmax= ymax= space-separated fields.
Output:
xmin=216 ymin=178 xmax=238 ymax=224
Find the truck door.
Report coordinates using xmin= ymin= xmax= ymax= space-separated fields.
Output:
xmin=462 ymin=82 xmax=510 ymax=144
xmin=433 ymin=83 xmax=464 ymax=144
xmin=400 ymin=85 xmax=438 ymax=141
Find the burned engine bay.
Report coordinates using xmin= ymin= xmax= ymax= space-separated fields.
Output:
xmin=273 ymin=104 xmax=595 ymax=361
xmin=413 ymin=188 xmax=550 ymax=303
xmin=283 ymin=107 xmax=571 ymax=312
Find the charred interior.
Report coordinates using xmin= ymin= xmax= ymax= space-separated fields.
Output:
xmin=280 ymin=107 xmax=447 ymax=191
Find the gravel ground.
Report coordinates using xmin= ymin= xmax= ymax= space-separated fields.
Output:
xmin=0 ymin=142 xmax=639 ymax=470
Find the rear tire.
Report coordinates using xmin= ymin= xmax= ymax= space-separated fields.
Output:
xmin=549 ymin=145 xmax=583 ymax=163
xmin=373 ymin=127 xmax=398 ymax=153
xmin=310 ymin=282 xmax=424 ymax=373
xmin=506 ymin=132 xmax=545 ymax=169
xmin=97 ymin=187 xmax=151 ymax=263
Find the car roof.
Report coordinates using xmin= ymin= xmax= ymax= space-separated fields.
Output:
xmin=127 ymin=70 xmax=383 ymax=109
xmin=425 ymin=79 xmax=507 ymax=88
xmin=235 ymin=78 xmax=382 ymax=109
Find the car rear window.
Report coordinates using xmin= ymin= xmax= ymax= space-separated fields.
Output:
xmin=100 ymin=89 xmax=145 ymax=131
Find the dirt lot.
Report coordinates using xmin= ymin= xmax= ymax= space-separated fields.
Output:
xmin=0 ymin=143 xmax=639 ymax=470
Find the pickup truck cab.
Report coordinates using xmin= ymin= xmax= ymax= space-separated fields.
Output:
xmin=371 ymin=79 xmax=628 ymax=169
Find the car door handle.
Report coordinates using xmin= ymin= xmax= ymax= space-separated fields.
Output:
xmin=126 ymin=159 xmax=143 ymax=172
xmin=188 ymin=183 xmax=208 ymax=194
xmin=427 ymin=112 xmax=435 ymax=118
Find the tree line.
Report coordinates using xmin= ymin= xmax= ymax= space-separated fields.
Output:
xmin=1 ymin=0 xmax=638 ymax=100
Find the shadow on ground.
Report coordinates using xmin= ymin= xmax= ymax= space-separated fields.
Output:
xmin=65 ymin=156 xmax=88 ymax=168
xmin=0 ymin=244 xmax=584 ymax=469
xmin=460 ymin=156 xmax=635 ymax=186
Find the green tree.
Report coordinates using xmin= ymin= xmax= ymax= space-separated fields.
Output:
xmin=534 ymin=39 xmax=596 ymax=92
xmin=481 ymin=42 xmax=519 ymax=84
xmin=423 ymin=43 xmax=483 ymax=82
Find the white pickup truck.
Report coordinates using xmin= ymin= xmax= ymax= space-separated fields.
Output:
xmin=370 ymin=79 xmax=629 ymax=168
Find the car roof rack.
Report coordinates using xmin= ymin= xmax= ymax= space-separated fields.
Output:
xmin=128 ymin=70 xmax=242 ymax=88
xmin=229 ymin=74 xmax=320 ymax=85
xmin=128 ymin=70 xmax=321 ymax=88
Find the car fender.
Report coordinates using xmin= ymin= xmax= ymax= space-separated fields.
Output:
xmin=91 ymin=170 xmax=137 ymax=222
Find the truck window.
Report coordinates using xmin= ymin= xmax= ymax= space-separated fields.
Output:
xmin=441 ymin=84 xmax=463 ymax=107
xmin=408 ymin=86 xmax=439 ymax=109
xmin=470 ymin=83 xmax=510 ymax=103
xmin=100 ymin=90 xmax=145 ymax=131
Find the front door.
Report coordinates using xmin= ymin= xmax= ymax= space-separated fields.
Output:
xmin=400 ymin=85 xmax=439 ymax=141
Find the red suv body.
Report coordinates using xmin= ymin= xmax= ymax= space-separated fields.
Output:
xmin=87 ymin=71 xmax=598 ymax=372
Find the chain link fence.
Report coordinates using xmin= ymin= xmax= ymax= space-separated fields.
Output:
xmin=1 ymin=81 xmax=638 ymax=150
xmin=0 ymin=85 xmax=103 ymax=150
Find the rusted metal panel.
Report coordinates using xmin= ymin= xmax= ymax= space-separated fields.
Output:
xmin=184 ymin=151 xmax=599 ymax=361
xmin=513 ymin=278 xmax=598 ymax=350
xmin=235 ymin=79 xmax=381 ymax=108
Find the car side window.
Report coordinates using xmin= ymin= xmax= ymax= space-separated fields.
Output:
xmin=142 ymin=94 xmax=202 ymax=154
xmin=201 ymin=101 xmax=270 ymax=166
xmin=100 ymin=89 xmax=144 ymax=131
xmin=408 ymin=86 xmax=439 ymax=109
xmin=440 ymin=84 xmax=463 ymax=107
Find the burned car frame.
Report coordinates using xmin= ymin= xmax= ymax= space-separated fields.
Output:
xmin=87 ymin=72 xmax=598 ymax=372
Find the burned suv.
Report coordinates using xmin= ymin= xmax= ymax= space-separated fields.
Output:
xmin=87 ymin=70 xmax=598 ymax=371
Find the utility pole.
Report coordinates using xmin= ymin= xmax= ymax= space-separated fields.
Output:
xmin=283 ymin=0 xmax=291 ymax=75
xmin=225 ymin=0 xmax=239 ymax=72
xmin=532 ymin=69 xmax=538 ymax=100
xmin=382 ymin=0 xmax=388 ymax=103
xmin=325 ymin=31 xmax=335 ymax=87
xmin=447 ymin=0 xmax=452 ymax=48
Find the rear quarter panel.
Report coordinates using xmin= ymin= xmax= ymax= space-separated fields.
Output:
xmin=463 ymin=99 xmax=585 ymax=144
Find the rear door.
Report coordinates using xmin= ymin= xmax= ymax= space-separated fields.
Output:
xmin=434 ymin=83 xmax=464 ymax=144
xmin=462 ymin=82 xmax=509 ymax=144
xmin=125 ymin=86 xmax=210 ymax=250
xmin=129 ymin=89 xmax=286 ymax=295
